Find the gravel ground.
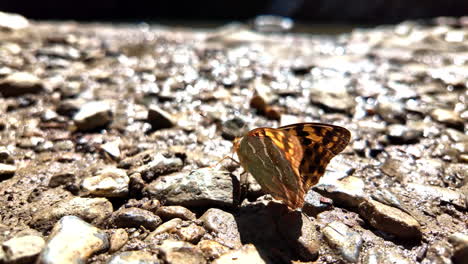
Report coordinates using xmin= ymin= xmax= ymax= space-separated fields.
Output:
xmin=0 ymin=12 xmax=466 ymax=264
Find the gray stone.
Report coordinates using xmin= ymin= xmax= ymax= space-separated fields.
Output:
xmin=0 ymin=11 xmax=29 ymax=31
xmin=147 ymin=105 xmax=175 ymax=130
xmin=37 ymin=216 xmax=109 ymax=264
xmin=159 ymin=240 xmax=206 ymax=264
xmin=111 ymin=207 xmax=162 ymax=231
xmin=156 ymin=206 xmax=196 ymax=221
xmin=302 ymin=190 xmax=333 ymax=216
xmin=81 ymin=167 xmax=129 ymax=198
xmin=212 ymin=244 xmax=266 ymax=264
xmin=358 ymin=199 xmax=422 ymax=240
xmin=315 ymin=176 xmax=366 ymax=208
xmin=430 ymin=108 xmax=464 ymax=129
xmin=144 ymin=168 xmax=233 ymax=207
xmin=73 ymin=101 xmax=112 ymax=131
xmin=406 ymin=183 xmax=466 ymax=209
xmin=200 ymin=208 xmax=242 ymax=249
xmin=2 ymin=235 xmax=45 ymax=264
xmin=0 ymin=72 xmax=42 ymax=97
xmin=278 ymin=211 xmax=320 ymax=261
xmin=31 ymin=197 xmax=113 ymax=231
xmin=107 ymin=251 xmax=159 ymax=264
xmin=322 ymin=221 xmax=363 ymax=263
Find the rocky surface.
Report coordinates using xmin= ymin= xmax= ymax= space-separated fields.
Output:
xmin=0 ymin=11 xmax=467 ymax=264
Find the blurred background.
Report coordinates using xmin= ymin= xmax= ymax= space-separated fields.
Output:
xmin=1 ymin=0 xmax=468 ymax=25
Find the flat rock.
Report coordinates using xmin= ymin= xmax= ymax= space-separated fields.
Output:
xmin=31 ymin=197 xmax=113 ymax=231
xmin=144 ymin=168 xmax=233 ymax=207
xmin=212 ymin=244 xmax=266 ymax=264
xmin=107 ymin=251 xmax=159 ymax=264
xmin=406 ymin=183 xmax=466 ymax=209
xmin=111 ymin=207 xmax=162 ymax=231
xmin=156 ymin=205 xmax=196 ymax=221
xmin=0 ymin=163 xmax=16 ymax=178
xmin=73 ymin=101 xmax=112 ymax=131
xmin=322 ymin=221 xmax=363 ymax=263
xmin=358 ymin=199 xmax=422 ymax=240
xmin=430 ymin=108 xmax=464 ymax=129
xmin=200 ymin=208 xmax=242 ymax=249
xmin=146 ymin=218 xmax=182 ymax=240
xmin=0 ymin=72 xmax=43 ymax=97
xmin=278 ymin=211 xmax=320 ymax=261
xmin=315 ymin=176 xmax=366 ymax=208
xmin=37 ymin=216 xmax=109 ymax=264
xmin=0 ymin=11 xmax=29 ymax=31
xmin=387 ymin=124 xmax=422 ymax=144
xmin=81 ymin=167 xmax=129 ymax=198
xmin=159 ymin=240 xmax=206 ymax=264
xmin=2 ymin=235 xmax=45 ymax=264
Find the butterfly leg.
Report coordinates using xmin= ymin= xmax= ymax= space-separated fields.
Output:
xmin=236 ymin=170 xmax=249 ymax=208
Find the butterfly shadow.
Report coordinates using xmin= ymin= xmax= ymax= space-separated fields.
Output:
xmin=234 ymin=201 xmax=316 ymax=264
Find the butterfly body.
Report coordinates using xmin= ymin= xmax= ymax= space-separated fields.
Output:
xmin=234 ymin=123 xmax=350 ymax=209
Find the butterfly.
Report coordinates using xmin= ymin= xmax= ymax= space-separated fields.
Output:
xmin=233 ymin=123 xmax=350 ymax=209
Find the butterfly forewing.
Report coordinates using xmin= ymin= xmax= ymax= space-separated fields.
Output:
xmin=236 ymin=128 xmax=306 ymax=208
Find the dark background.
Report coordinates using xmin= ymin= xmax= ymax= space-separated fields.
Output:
xmin=1 ymin=0 xmax=468 ymax=24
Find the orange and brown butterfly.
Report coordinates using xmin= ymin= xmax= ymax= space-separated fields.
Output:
xmin=233 ymin=122 xmax=350 ymax=209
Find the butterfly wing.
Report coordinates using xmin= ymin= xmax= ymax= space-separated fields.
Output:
xmin=236 ymin=128 xmax=306 ymax=209
xmin=279 ymin=123 xmax=351 ymax=190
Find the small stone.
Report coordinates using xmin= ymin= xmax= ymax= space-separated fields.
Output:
xmin=125 ymin=198 xmax=161 ymax=212
xmin=0 ymin=72 xmax=43 ymax=97
xmin=0 ymin=147 xmax=13 ymax=163
xmin=303 ymin=190 xmax=333 ymax=216
xmin=315 ymin=176 xmax=366 ymax=208
xmin=81 ymin=167 xmax=129 ymax=198
xmin=221 ymin=118 xmax=247 ymax=140
xmin=407 ymin=183 xmax=466 ymax=209
xmin=430 ymin=108 xmax=464 ymax=129
xmin=156 ymin=206 xmax=196 ymax=221
xmin=101 ymin=140 xmax=121 ymax=160
xmin=212 ymin=244 xmax=266 ymax=264
xmin=108 ymin=229 xmax=129 ymax=253
xmin=0 ymin=163 xmax=16 ymax=178
xmin=387 ymin=124 xmax=422 ymax=144
xmin=0 ymin=11 xmax=29 ymax=31
xmin=200 ymin=208 xmax=242 ymax=249
xmin=73 ymin=101 xmax=112 ymax=131
xmin=363 ymin=248 xmax=412 ymax=264
xmin=107 ymin=251 xmax=159 ymax=264
xmin=130 ymin=153 xmax=183 ymax=182
xmin=2 ymin=235 xmax=45 ymax=264
xmin=358 ymin=199 xmax=422 ymax=239
xmin=48 ymin=173 xmax=75 ymax=188
xmin=159 ymin=240 xmax=206 ymax=264
xmin=198 ymin=240 xmax=230 ymax=260
xmin=146 ymin=218 xmax=182 ymax=239
xmin=322 ymin=221 xmax=363 ymax=263
xmin=37 ymin=216 xmax=109 ymax=264
xmin=175 ymin=223 xmax=206 ymax=243
xmin=111 ymin=207 xmax=162 ymax=231
xmin=147 ymin=105 xmax=174 ymax=130
xmin=31 ymin=197 xmax=113 ymax=231
xmin=448 ymin=233 xmax=468 ymax=264
xmin=278 ymin=211 xmax=320 ymax=261
xmin=144 ymin=168 xmax=233 ymax=207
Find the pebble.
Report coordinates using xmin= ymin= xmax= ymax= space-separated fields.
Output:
xmin=130 ymin=153 xmax=183 ymax=182
xmin=197 ymin=240 xmax=230 ymax=260
xmin=322 ymin=221 xmax=363 ymax=263
xmin=212 ymin=244 xmax=266 ymax=264
xmin=147 ymin=105 xmax=175 ymax=130
xmin=0 ymin=11 xmax=29 ymax=31
xmin=111 ymin=207 xmax=162 ymax=231
xmin=199 ymin=208 xmax=242 ymax=249
xmin=101 ymin=140 xmax=121 ymax=160
xmin=37 ymin=216 xmax=109 ymax=264
xmin=0 ymin=163 xmax=16 ymax=178
xmin=2 ymin=235 xmax=45 ymax=264
xmin=430 ymin=108 xmax=464 ymax=129
xmin=363 ymin=247 xmax=412 ymax=264
xmin=406 ymin=183 xmax=466 ymax=209
xmin=315 ymin=176 xmax=366 ymax=208
xmin=81 ymin=167 xmax=129 ymax=198
xmin=0 ymin=72 xmax=43 ymax=97
xmin=278 ymin=211 xmax=320 ymax=261
xmin=144 ymin=168 xmax=233 ymax=207
xmin=107 ymin=251 xmax=158 ymax=264
xmin=31 ymin=197 xmax=113 ymax=231
xmin=448 ymin=233 xmax=468 ymax=264
xmin=156 ymin=206 xmax=196 ymax=221
xmin=302 ymin=190 xmax=334 ymax=216
xmin=73 ymin=101 xmax=112 ymax=131
xmin=175 ymin=223 xmax=206 ymax=243
xmin=358 ymin=199 xmax=422 ymax=239
xmin=108 ymin=229 xmax=129 ymax=253
xmin=159 ymin=240 xmax=206 ymax=264
xmin=387 ymin=124 xmax=422 ymax=144
xmin=146 ymin=218 xmax=182 ymax=239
